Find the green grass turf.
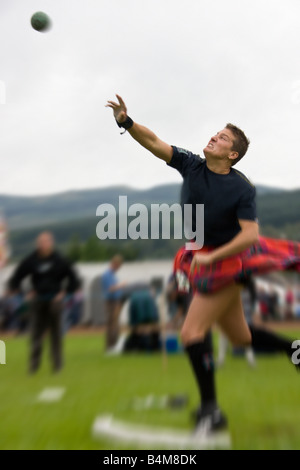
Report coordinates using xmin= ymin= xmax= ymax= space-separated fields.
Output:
xmin=1 ymin=330 xmax=300 ymax=450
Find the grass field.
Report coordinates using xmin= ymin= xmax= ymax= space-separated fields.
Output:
xmin=1 ymin=328 xmax=300 ymax=450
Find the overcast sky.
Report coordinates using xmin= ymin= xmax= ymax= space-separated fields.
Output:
xmin=1 ymin=0 xmax=300 ymax=196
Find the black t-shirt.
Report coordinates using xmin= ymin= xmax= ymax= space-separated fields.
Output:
xmin=167 ymin=146 xmax=257 ymax=247
xmin=8 ymin=250 xmax=80 ymax=297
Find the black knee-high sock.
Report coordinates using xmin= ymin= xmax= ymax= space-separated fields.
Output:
xmin=185 ymin=331 xmax=217 ymax=410
xmin=249 ymin=324 xmax=292 ymax=354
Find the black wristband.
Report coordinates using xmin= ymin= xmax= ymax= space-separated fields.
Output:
xmin=116 ymin=115 xmax=134 ymax=132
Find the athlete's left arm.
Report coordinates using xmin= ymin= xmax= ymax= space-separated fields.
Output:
xmin=210 ymin=219 xmax=259 ymax=263
xmin=190 ymin=220 xmax=259 ymax=270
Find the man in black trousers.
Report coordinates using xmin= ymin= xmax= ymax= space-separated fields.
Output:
xmin=7 ymin=231 xmax=80 ymax=373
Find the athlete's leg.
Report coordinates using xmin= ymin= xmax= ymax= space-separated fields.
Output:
xmin=181 ymin=282 xmax=244 ymax=345
xmin=248 ymin=323 xmax=292 ymax=354
xmin=248 ymin=323 xmax=299 ymax=370
xmin=181 ymin=282 xmax=245 ymax=429
xmin=217 ymin=293 xmax=255 ymax=366
xmin=219 ymin=301 xmax=297 ymax=370
xmin=217 ymin=291 xmax=252 ymax=346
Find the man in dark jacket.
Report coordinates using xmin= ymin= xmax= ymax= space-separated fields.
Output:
xmin=7 ymin=231 xmax=80 ymax=373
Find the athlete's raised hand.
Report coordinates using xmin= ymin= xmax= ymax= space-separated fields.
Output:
xmin=105 ymin=94 xmax=173 ymax=163
xmin=105 ymin=94 xmax=127 ymax=124
xmin=190 ymin=252 xmax=215 ymax=274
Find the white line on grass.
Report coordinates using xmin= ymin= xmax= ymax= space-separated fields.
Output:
xmin=36 ymin=387 xmax=66 ymax=403
xmin=92 ymin=414 xmax=231 ymax=450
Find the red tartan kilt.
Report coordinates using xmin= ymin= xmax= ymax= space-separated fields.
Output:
xmin=173 ymin=235 xmax=300 ymax=294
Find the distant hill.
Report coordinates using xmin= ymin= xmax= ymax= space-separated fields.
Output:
xmin=0 ymin=183 xmax=288 ymax=230
xmin=1 ymin=183 xmax=299 ymax=261
xmin=0 ymin=184 xmax=182 ymax=230
xmin=255 ymin=189 xmax=300 ymax=227
xmin=255 ymin=185 xmax=285 ymax=196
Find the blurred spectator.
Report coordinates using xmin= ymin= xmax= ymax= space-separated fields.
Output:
xmin=165 ymin=273 xmax=192 ymax=330
xmin=0 ymin=293 xmax=26 ymax=331
xmin=62 ymin=285 xmax=84 ymax=334
xmin=276 ymin=290 xmax=286 ymax=320
xmin=257 ymin=286 xmax=270 ymax=322
xmin=123 ymin=280 xmax=162 ymax=353
xmin=101 ymin=254 xmax=127 ymax=351
xmin=6 ymin=231 xmax=80 ymax=373
xmin=284 ymin=288 xmax=295 ymax=320
xmin=295 ymin=284 xmax=300 ymax=319
xmin=268 ymin=287 xmax=280 ymax=320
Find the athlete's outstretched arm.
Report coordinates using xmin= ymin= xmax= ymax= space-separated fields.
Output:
xmin=106 ymin=94 xmax=173 ymax=163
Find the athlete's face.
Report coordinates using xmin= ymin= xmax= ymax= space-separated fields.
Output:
xmin=203 ymin=128 xmax=238 ymax=161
